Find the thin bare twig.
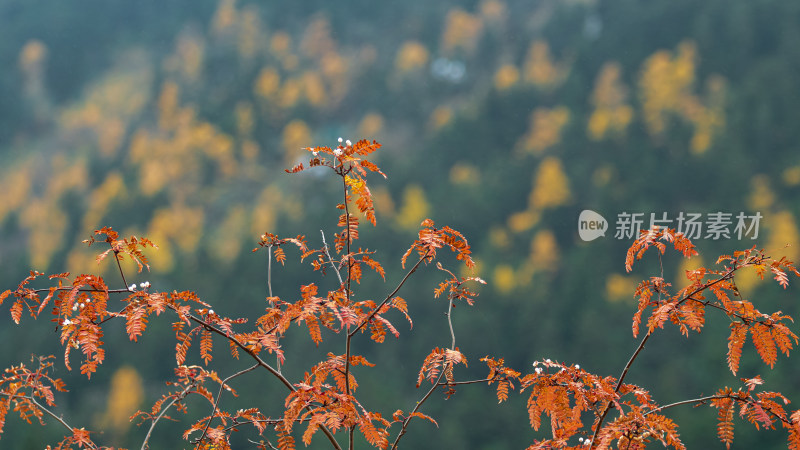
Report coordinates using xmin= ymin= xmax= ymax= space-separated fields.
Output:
xmin=436 ymin=377 xmax=492 ymax=386
xmin=645 ymin=393 xmax=792 ymax=426
xmin=391 ymin=264 xmax=464 ymax=449
xmin=141 ymin=381 xmax=196 ymax=450
xmin=391 ymin=367 xmax=447 ymax=449
xmin=321 ymin=230 xmax=344 ymax=286
xmin=195 ymin=363 xmax=260 ymax=446
xmin=113 ymin=249 xmax=131 ymax=291
xmin=11 ymin=394 xmax=99 ymax=449
xmin=250 ymin=438 xmax=279 ymax=449
xmin=643 ymin=394 xmax=724 ymax=416
xmin=349 ymin=253 xmax=430 ymax=338
xmin=268 ymin=246 xmax=273 ymax=298
xmin=446 ymin=291 xmax=456 ymax=350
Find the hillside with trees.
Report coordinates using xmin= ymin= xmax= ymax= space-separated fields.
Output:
xmin=2 ymin=0 xmax=800 ymax=448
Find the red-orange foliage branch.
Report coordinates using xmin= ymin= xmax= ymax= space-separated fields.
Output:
xmin=2 ymin=141 xmax=800 ymax=450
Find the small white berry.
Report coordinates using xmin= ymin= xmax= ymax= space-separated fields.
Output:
xmin=575 ymin=364 xmax=580 ymax=370
xmin=345 ymin=139 xmax=352 ymax=147
xmin=63 ymin=319 xmax=71 ymax=326
xmin=79 ymin=303 xmax=85 ymax=309
xmin=334 ymin=148 xmax=343 ymax=156
xmin=208 ymin=309 xmax=215 ymax=315
xmin=535 ymin=367 xmax=543 ymax=374
xmin=128 ymin=283 xmax=136 ymax=291
xmin=338 ymin=137 xmax=343 ymax=143
xmin=72 ymin=305 xmax=78 ymax=311
xmin=545 ymin=358 xmax=552 ymax=364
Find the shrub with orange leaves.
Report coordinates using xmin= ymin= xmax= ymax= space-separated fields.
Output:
xmin=2 ymin=140 xmax=800 ymax=450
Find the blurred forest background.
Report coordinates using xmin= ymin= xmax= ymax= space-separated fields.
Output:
xmin=2 ymin=0 xmax=800 ymax=448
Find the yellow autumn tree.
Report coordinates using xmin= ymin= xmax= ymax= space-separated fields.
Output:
xmin=251 ymin=186 xmax=281 ymax=237
xmin=765 ymin=210 xmax=800 ymax=264
xmin=212 ymin=0 xmax=238 ymax=36
xmin=639 ymin=43 xmax=695 ymax=135
xmin=371 ymin=186 xmax=396 ymax=219
xmin=449 ymin=162 xmax=481 ymax=186
xmin=19 ymin=40 xmax=47 ymax=83
xmin=429 ymin=106 xmax=453 ymax=131
xmin=517 ymin=229 xmax=560 ymax=284
xmin=237 ymin=6 xmax=263 ymax=60
xmin=588 ymin=62 xmax=633 ymax=140
xmin=493 ymin=264 xmax=517 ymax=294
xmin=747 ymin=175 xmax=775 ymax=211
xmin=282 ymin=119 xmax=312 ymax=164
xmin=241 ymin=139 xmax=260 ymax=167
xmin=518 ymin=106 xmax=570 ymax=154
xmin=394 ymin=41 xmax=430 ymax=73
xmin=507 ymin=210 xmax=540 ymax=233
xmin=20 ymin=198 xmax=67 ymax=271
xmin=530 ymin=156 xmax=571 ymax=210
xmin=440 ymin=9 xmax=484 ymax=55
xmin=82 ymin=171 xmax=126 ymax=231
xmin=0 ymin=162 xmax=32 ymax=225
xmin=254 ymin=67 xmax=280 ymax=101
xmin=149 ymin=205 xmax=205 ymax=253
xmin=158 ymin=81 xmax=180 ymax=131
xmin=164 ymin=29 xmax=205 ymax=82
xmin=522 ymin=41 xmax=568 ymax=89
xmin=783 ymin=166 xmax=800 ymax=187
xmin=19 ymin=39 xmax=51 ymax=121
xmin=396 ymin=184 xmax=431 ymax=230
xmin=270 ymin=31 xmax=291 ymax=55
xmin=210 ymin=205 xmax=248 ymax=263
xmin=301 ymin=71 xmax=328 ymax=107
xmin=494 ymin=64 xmax=520 ymax=91
xmin=507 ymin=158 xmax=570 ymax=234
xmin=146 ymin=204 xmax=205 ymax=273
xmin=100 ymin=366 xmax=143 ymax=434
xmin=527 ymin=229 xmax=560 ymax=271
xmin=235 ymin=101 xmax=254 ymax=136
xmin=638 ymin=41 xmax=725 ymax=154
xmin=358 ymin=113 xmax=384 ymax=138
xmin=130 ymin=130 xmax=169 ymax=196
xmin=20 ymin=157 xmax=88 ymax=270
xmin=300 ymin=16 xmax=336 ymax=59
xmin=278 ymin=77 xmax=303 ymax=109
xmin=605 ymin=273 xmax=637 ymax=303
xmin=479 ymin=0 xmax=507 ymax=27
xmin=489 ymin=227 xmax=511 ymax=249
xmin=320 ymin=48 xmax=349 ymax=100
xmin=59 ymin=53 xmax=152 ymax=158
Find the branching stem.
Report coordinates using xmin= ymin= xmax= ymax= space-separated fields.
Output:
xmin=194 ymin=363 xmax=260 ymax=446
xmin=590 ymin=265 xmax=737 ymax=447
xmin=141 ymin=381 xmax=196 ymax=450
